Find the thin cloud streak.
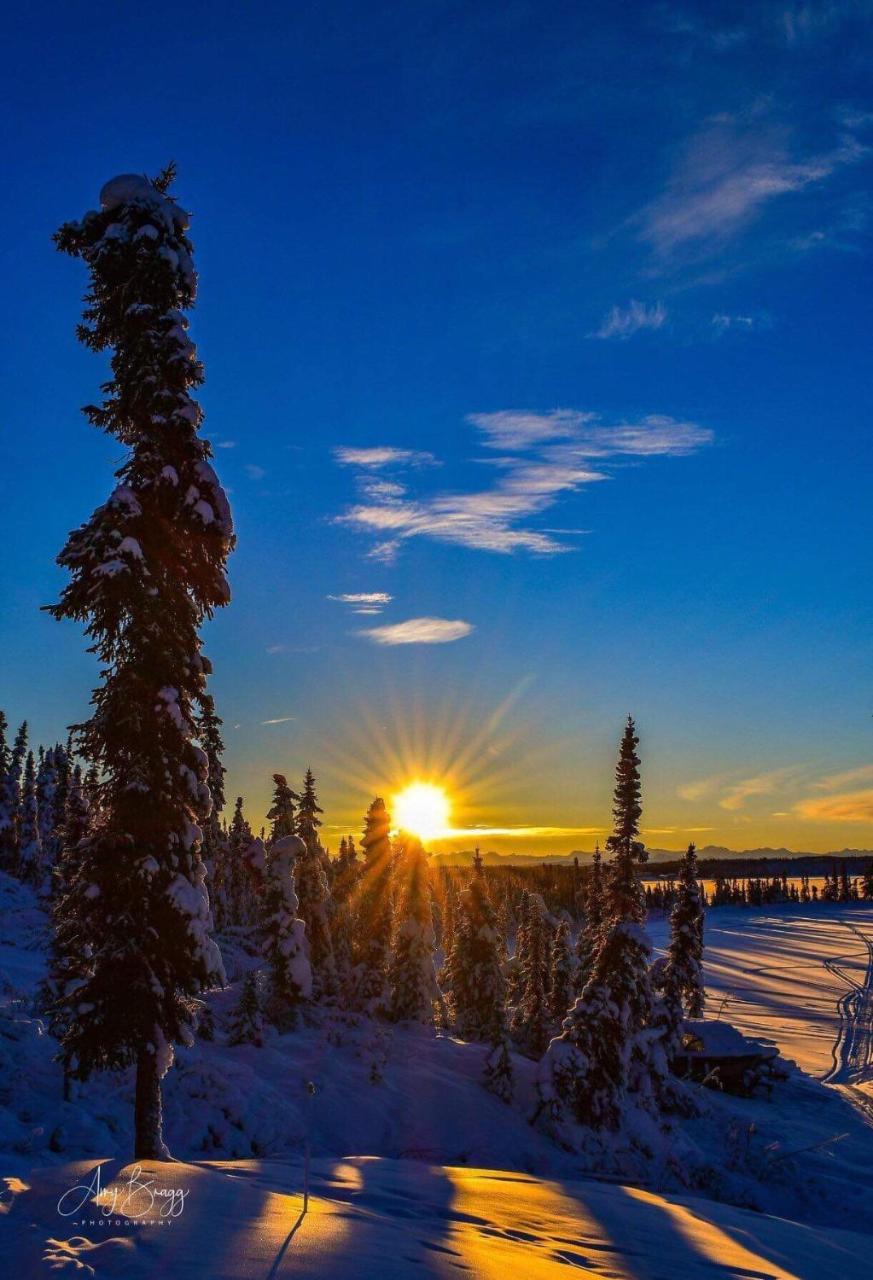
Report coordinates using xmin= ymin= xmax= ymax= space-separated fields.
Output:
xmin=329 ymin=591 xmax=394 ymax=615
xmin=334 ymin=446 xmax=439 ymax=469
xmin=359 ymin=617 xmax=474 ymax=646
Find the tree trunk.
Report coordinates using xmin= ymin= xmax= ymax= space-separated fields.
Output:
xmin=134 ymin=1049 xmax=167 ymax=1159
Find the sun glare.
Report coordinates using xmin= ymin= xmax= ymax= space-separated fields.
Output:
xmin=393 ymin=782 xmax=451 ymax=842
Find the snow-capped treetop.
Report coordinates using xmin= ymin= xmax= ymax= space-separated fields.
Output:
xmin=99 ymin=173 xmax=190 ymax=230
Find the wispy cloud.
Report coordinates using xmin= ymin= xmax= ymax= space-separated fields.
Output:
xmin=329 ymin=591 xmax=394 ymax=615
xmin=794 ymin=788 xmax=873 ymax=823
xmin=265 ymin=644 xmax=286 ymax=654
xmin=333 ymin=446 xmax=439 ymax=469
xmin=679 ymin=764 xmax=806 ymax=809
xmin=216 ymin=439 xmax=236 ymax=449
xmin=336 ymin=410 xmax=712 ymax=561
xmin=779 ymin=2 xmax=872 ymax=45
xmin=262 ymin=715 xmax=296 ymax=725
xmin=636 ymin=117 xmax=867 ymax=259
xmin=245 ymin=463 xmax=267 ymax=480
xmin=359 ymin=617 xmax=474 ymax=645
xmin=591 ymin=299 xmax=667 ymax=340
xmin=811 ymin=763 xmax=873 ymax=791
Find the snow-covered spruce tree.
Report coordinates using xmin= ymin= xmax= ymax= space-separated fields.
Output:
xmin=574 ymin=844 xmax=604 ymax=992
xmin=293 ymin=769 xmax=335 ymax=998
xmin=353 ymin=797 xmax=394 ymax=1013
xmin=296 ymin=767 xmax=323 ymax=834
xmin=226 ymin=797 xmax=255 ymax=926
xmin=18 ymin=751 xmax=41 ymax=884
xmin=41 ymin=763 xmax=93 ymax=1099
xmin=666 ymin=842 xmax=704 ymax=1019
xmin=198 ymin=692 xmax=228 ymax=928
xmin=0 ymin=713 xmax=15 ymax=872
xmin=388 ymin=833 xmax=440 ymax=1023
xmin=646 ymin=844 xmax=705 ymax=1114
xmin=48 ymin=170 xmax=232 ymax=1158
xmin=329 ymin=831 xmax=360 ymax=994
xmin=537 ymin=717 xmax=657 ymax=1130
xmin=510 ymin=893 xmax=551 ymax=1058
xmin=445 ymin=855 xmax=513 ymax=1099
xmin=267 ymin=773 xmax=299 ymax=842
xmin=228 ymin=969 xmax=265 ymax=1047
xmin=261 ymin=834 xmax=312 ymax=1028
xmin=5 ymin=722 xmax=30 ymax=872
xmin=548 ymin=920 xmax=574 ymax=1023
xmin=36 ymin=747 xmax=61 ymax=886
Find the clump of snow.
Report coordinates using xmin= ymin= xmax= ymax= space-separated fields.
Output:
xmin=100 ymin=174 xmax=157 ymax=210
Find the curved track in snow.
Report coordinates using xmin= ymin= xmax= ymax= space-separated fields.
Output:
xmin=822 ymin=922 xmax=873 ymax=1126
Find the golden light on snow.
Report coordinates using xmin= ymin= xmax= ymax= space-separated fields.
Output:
xmin=392 ymin=782 xmax=451 ymax=842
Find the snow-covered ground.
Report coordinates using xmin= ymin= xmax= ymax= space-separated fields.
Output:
xmin=4 ymin=1154 xmax=872 ymax=1279
xmin=2 ymin=873 xmax=873 ymax=1277
xmin=650 ymin=906 xmax=873 ymax=1094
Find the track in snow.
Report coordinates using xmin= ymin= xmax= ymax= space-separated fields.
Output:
xmin=823 ymin=922 xmax=873 ymax=1093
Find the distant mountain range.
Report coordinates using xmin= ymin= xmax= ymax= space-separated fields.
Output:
xmin=428 ymin=845 xmax=873 ymax=869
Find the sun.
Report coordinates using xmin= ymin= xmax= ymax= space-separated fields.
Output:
xmin=393 ymin=782 xmax=451 ymax=842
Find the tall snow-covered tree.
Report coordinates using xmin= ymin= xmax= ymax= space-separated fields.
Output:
xmin=297 ymin=767 xmax=323 ymax=832
xmin=538 ymin=717 xmax=657 ymax=1130
xmin=36 ymin=747 xmax=61 ymax=883
xmin=18 ymin=751 xmax=41 ymax=884
xmin=267 ymin=773 xmax=299 ymax=842
xmin=574 ymin=844 xmax=604 ymax=991
xmin=226 ymin=797 xmax=256 ymax=926
xmin=329 ymin=832 xmax=360 ymax=993
xmin=388 ymin=833 xmax=440 ymax=1023
xmin=48 ymin=170 xmax=232 ymax=1158
xmin=41 ymin=763 xmax=92 ymax=1099
xmin=261 ymin=834 xmax=312 ymax=1027
xmin=510 ymin=892 xmax=551 ymax=1058
xmin=295 ymin=809 xmax=337 ymax=1000
xmin=353 ymin=797 xmax=393 ymax=1013
xmin=0 ymin=714 xmax=15 ymax=872
xmin=662 ymin=843 xmax=705 ymax=1026
xmin=548 ymin=920 xmax=574 ymax=1023
xmin=0 ymin=721 xmax=28 ymax=875
xmin=197 ymin=693 xmax=228 ymax=930
xmin=445 ymin=854 xmax=513 ymax=1099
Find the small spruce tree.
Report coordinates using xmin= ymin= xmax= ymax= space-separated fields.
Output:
xmin=353 ymin=798 xmax=394 ymax=1013
xmin=267 ymin=773 xmax=300 ymax=842
xmin=574 ymin=844 xmax=604 ymax=991
xmin=446 ymin=854 xmax=513 ymax=1099
xmin=510 ymin=893 xmax=551 ymax=1057
xmin=548 ymin=920 xmax=574 ymax=1023
xmin=388 ymin=833 xmax=440 ymax=1023
xmin=261 ymin=835 xmax=312 ymax=1027
xmin=18 ymin=751 xmax=41 ymax=883
xmin=228 ymin=970 xmax=265 ymax=1047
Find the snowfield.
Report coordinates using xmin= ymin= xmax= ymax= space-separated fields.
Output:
xmin=1 ymin=873 xmax=873 ymax=1277
xmin=650 ymin=907 xmax=873 ymax=1086
xmin=4 ymin=1155 xmax=872 ymax=1279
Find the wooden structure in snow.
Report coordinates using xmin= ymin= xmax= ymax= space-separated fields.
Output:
xmin=672 ymin=1019 xmax=785 ymax=1095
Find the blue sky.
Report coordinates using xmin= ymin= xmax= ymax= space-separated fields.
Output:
xmin=1 ymin=1 xmax=871 ymax=851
